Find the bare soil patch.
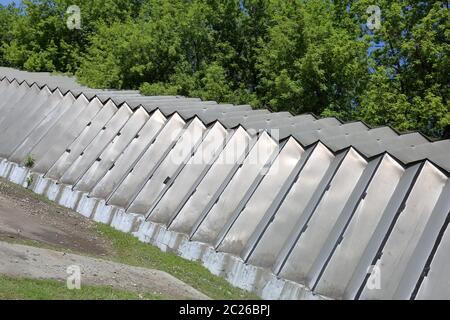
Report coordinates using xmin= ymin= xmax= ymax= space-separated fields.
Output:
xmin=0 ymin=178 xmax=110 ymax=255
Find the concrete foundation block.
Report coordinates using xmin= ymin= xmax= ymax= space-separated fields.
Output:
xmin=57 ymin=185 xmax=82 ymax=209
xmin=0 ymin=159 xmax=11 ymax=178
xmin=201 ymin=247 xmax=228 ymax=277
xmin=31 ymin=174 xmax=50 ymax=194
xmin=110 ymin=210 xmax=144 ymax=233
xmin=8 ymin=163 xmax=30 ymax=186
xmin=133 ymin=220 xmax=158 ymax=243
xmin=223 ymin=256 xmax=261 ymax=292
xmin=178 ymin=238 xmax=205 ymax=262
xmin=76 ymin=193 xmax=98 ymax=218
xmin=45 ymin=180 xmax=61 ymax=201
xmin=92 ymin=201 xmax=116 ymax=224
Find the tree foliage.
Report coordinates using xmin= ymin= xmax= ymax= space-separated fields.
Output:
xmin=1 ymin=0 xmax=448 ymax=137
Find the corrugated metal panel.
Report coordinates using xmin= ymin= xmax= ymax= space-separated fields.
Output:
xmin=359 ymin=162 xmax=447 ymax=299
xmin=314 ymin=154 xmax=406 ymax=299
xmin=0 ymin=80 xmax=24 ymax=111
xmin=128 ymin=117 xmax=206 ymax=214
xmin=46 ymin=100 xmax=118 ymax=180
xmin=147 ymin=122 xmax=229 ymax=223
xmin=0 ymin=68 xmax=449 ymax=301
xmin=191 ymin=132 xmax=279 ymax=244
xmin=89 ymin=110 xmax=167 ymax=199
xmin=74 ymin=107 xmax=150 ymax=192
xmin=107 ymin=114 xmax=186 ymax=208
xmin=31 ymin=96 xmax=100 ymax=174
xmin=0 ymin=83 xmax=34 ymax=121
xmin=215 ymin=137 xmax=306 ymax=256
xmin=168 ymin=126 xmax=253 ymax=234
xmin=0 ymin=88 xmax=63 ymax=158
xmin=9 ymin=93 xmax=77 ymax=163
xmin=59 ymin=104 xmax=133 ymax=185
xmin=245 ymin=142 xmax=336 ymax=269
xmin=0 ymin=84 xmax=42 ymax=134
xmin=416 ymin=194 xmax=450 ymax=300
xmin=276 ymin=148 xmax=368 ymax=283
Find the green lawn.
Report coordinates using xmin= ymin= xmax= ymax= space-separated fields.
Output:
xmin=95 ymin=224 xmax=259 ymax=300
xmin=0 ymin=275 xmax=164 ymax=300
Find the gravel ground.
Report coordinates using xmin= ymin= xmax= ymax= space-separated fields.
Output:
xmin=0 ymin=241 xmax=209 ymax=300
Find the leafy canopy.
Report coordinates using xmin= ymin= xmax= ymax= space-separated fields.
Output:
xmin=1 ymin=0 xmax=448 ymax=137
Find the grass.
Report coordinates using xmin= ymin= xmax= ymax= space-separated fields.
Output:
xmin=0 ymin=275 xmax=164 ymax=300
xmin=24 ymin=155 xmax=35 ymax=169
xmin=0 ymin=177 xmax=259 ymax=300
xmin=95 ymin=224 xmax=259 ymax=300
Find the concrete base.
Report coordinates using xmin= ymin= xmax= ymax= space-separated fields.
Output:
xmin=132 ymin=221 xmax=321 ymax=299
xmin=0 ymin=159 xmax=325 ymax=300
xmin=1 ymin=160 xmax=33 ymax=188
xmin=76 ymin=193 xmax=97 ymax=218
xmin=92 ymin=200 xmax=117 ymax=224
xmin=0 ymin=159 xmax=11 ymax=178
xmin=32 ymin=173 xmax=51 ymax=194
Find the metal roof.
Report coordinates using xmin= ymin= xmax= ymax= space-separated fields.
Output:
xmin=0 ymin=67 xmax=447 ymax=171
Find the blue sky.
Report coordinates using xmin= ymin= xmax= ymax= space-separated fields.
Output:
xmin=0 ymin=0 xmax=20 ymax=6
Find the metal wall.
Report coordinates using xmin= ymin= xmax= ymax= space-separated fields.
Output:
xmin=0 ymin=71 xmax=449 ymax=300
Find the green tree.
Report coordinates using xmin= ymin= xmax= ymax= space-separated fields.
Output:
xmin=355 ymin=0 xmax=450 ymax=137
xmin=2 ymin=0 xmax=147 ymax=73
xmin=1 ymin=0 xmax=448 ymax=137
xmin=256 ymin=0 xmax=369 ymax=119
